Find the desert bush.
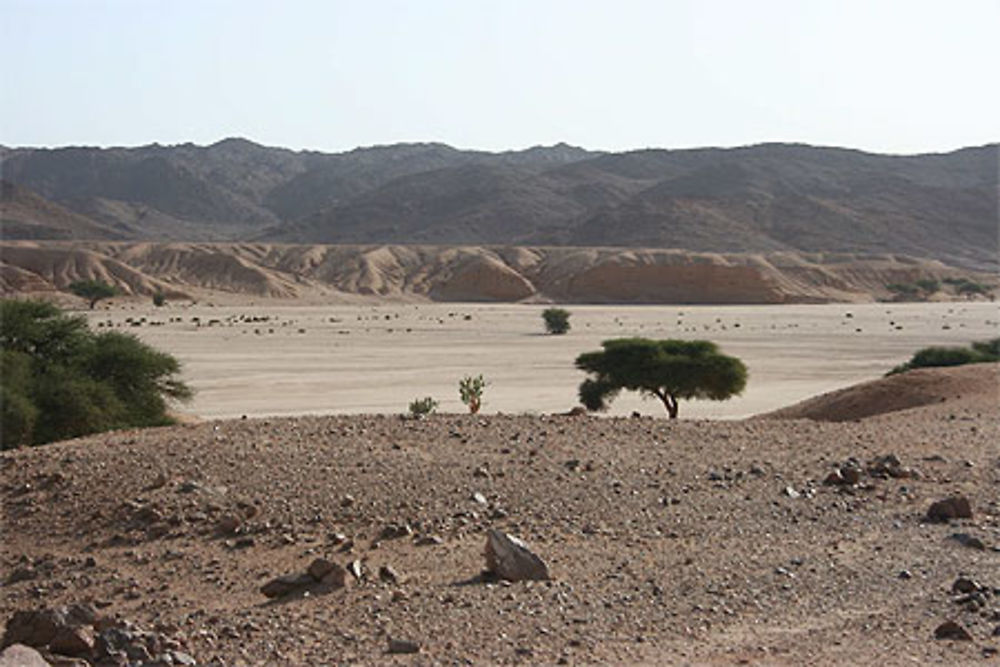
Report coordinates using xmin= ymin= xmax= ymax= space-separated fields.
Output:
xmin=153 ymin=291 xmax=166 ymax=307
xmin=887 ymin=337 xmax=1000 ymax=375
xmin=915 ymin=278 xmax=940 ymax=294
xmin=459 ymin=375 xmax=487 ymax=414
xmin=542 ymin=307 xmax=571 ymax=335
xmin=0 ymin=299 xmax=192 ymax=448
xmin=576 ymin=338 xmax=747 ymax=419
xmin=408 ymin=396 xmax=439 ymax=417
xmin=68 ymin=280 xmax=117 ymax=309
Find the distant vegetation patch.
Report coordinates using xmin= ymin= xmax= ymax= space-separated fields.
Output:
xmin=887 ymin=277 xmax=994 ymax=301
xmin=0 ymin=299 xmax=192 ymax=448
xmin=887 ymin=337 xmax=1000 ymax=376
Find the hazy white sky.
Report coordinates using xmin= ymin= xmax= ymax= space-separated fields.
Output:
xmin=2 ymin=0 xmax=997 ymax=154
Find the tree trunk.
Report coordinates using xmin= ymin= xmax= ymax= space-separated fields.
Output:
xmin=655 ymin=390 xmax=679 ymax=419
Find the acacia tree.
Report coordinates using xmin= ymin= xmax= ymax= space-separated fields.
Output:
xmin=68 ymin=280 xmax=117 ymax=309
xmin=575 ymin=338 xmax=747 ymax=419
xmin=0 ymin=299 xmax=192 ymax=448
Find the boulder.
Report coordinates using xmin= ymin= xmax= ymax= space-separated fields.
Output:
xmin=0 ymin=644 xmax=51 ymax=667
xmin=926 ymin=496 xmax=973 ymax=523
xmin=49 ymin=626 xmax=94 ymax=658
xmin=484 ymin=530 xmax=550 ymax=582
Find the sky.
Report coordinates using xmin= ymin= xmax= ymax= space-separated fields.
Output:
xmin=2 ymin=0 xmax=998 ymax=155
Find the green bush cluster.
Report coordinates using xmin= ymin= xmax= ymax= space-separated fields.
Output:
xmin=1 ymin=299 xmax=192 ymax=448
xmin=542 ymin=307 xmax=571 ymax=335
xmin=887 ymin=337 xmax=1000 ymax=376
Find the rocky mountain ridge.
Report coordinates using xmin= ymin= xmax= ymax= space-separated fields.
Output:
xmin=2 ymin=139 xmax=996 ymax=270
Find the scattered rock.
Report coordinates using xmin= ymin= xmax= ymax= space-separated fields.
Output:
xmin=379 ymin=565 xmax=402 ymax=584
xmin=782 ymin=486 xmax=800 ymax=499
xmin=306 ymin=558 xmax=337 ymax=581
xmin=952 ymin=577 xmax=982 ymax=594
xmin=472 ymin=492 xmax=488 ymax=505
xmin=949 ymin=533 xmax=986 ymax=550
xmin=5 ymin=566 xmax=37 ymax=585
xmin=387 ymin=638 xmax=420 ymax=654
xmin=484 ymin=530 xmax=550 ymax=582
xmin=898 ymin=570 xmax=913 ymax=580
xmin=215 ymin=514 xmax=241 ymax=535
xmin=347 ymin=560 xmax=364 ymax=580
xmin=934 ymin=620 xmax=973 ymax=641
xmin=259 ymin=573 xmax=314 ymax=598
xmin=927 ymin=496 xmax=973 ymax=522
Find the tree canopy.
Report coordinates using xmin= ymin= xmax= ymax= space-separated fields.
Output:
xmin=68 ymin=280 xmax=118 ymax=309
xmin=0 ymin=299 xmax=192 ymax=448
xmin=575 ymin=338 xmax=747 ymax=418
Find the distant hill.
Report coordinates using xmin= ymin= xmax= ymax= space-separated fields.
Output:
xmin=3 ymin=241 xmax=994 ymax=305
xmin=1 ymin=139 xmax=996 ymax=269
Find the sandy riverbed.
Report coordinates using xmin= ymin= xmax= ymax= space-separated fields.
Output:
xmin=81 ymin=300 xmax=999 ymax=420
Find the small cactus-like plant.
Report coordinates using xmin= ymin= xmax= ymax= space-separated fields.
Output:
xmin=458 ymin=375 xmax=487 ymax=414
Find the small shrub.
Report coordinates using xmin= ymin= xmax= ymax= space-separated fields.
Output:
xmin=542 ymin=307 xmax=571 ymax=335
xmin=915 ymin=278 xmax=940 ymax=294
xmin=887 ymin=337 xmax=1000 ymax=375
xmin=459 ymin=375 xmax=487 ymax=414
xmin=152 ymin=291 xmax=166 ymax=307
xmin=408 ymin=396 xmax=438 ymax=418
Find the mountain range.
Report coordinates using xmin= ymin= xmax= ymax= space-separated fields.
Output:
xmin=1 ymin=138 xmax=997 ymax=270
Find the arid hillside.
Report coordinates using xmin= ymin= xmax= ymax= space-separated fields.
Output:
xmin=2 ymin=241 xmax=994 ymax=305
xmin=2 ymin=140 xmax=996 ymax=270
xmin=1 ymin=365 xmax=997 ymax=665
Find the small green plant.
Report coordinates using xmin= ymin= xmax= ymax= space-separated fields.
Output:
xmin=887 ymin=337 xmax=1000 ymax=375
xmin=408 ymin=396 xmax=438 ymax=418
xmin=68 ymin=280 xmax=117 ymax=309
xmin=542 ymin=307 xmax=571 ymax=335
xmin=459 ymin=375 xmax=487 ymax=414
xmin=915 ymin=278 xmax=940 ymax=294
xmin=152 ymin=291 xmax=166 ymax=307
xmin=886 ymin=282 xmax=920 ymax=300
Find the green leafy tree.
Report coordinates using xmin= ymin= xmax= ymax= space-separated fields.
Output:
xmin=542 ymin=307 xmax=571 ymax=335
xmin=0 ymin=299 xmax=192 ymax=448
xmin=575 ymin=338 xmax=747 ymax=419
xmin=459 ymin=375 xmax=487 ymax=414
xmin=68 ymin=280 xmax=117 ymax=309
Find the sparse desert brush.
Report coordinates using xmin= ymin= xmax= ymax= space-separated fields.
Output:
xmin=408 ymin=396 xmax=438 ymax=418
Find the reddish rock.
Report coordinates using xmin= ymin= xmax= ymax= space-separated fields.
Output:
xmin=49 ymin=626 xmax=94 ymax=658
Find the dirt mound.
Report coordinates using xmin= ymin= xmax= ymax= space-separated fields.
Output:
xmin=759 ymin=363 xmax=999 ymax=422
xmin=3 ymin=241 xmax=992 ymax=304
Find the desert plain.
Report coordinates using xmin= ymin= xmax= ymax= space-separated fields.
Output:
xmin=78 ymin=299 xmax=999 ymax=421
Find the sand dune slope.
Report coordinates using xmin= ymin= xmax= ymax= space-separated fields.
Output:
xmin=759 ymin=362 xmax=999 ymax=422
xmin=1 ymin=240 xmax=992 ymax=304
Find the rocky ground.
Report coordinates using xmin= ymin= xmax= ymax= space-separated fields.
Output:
xmin=1 ymin=365 xmax=998 ymax=665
